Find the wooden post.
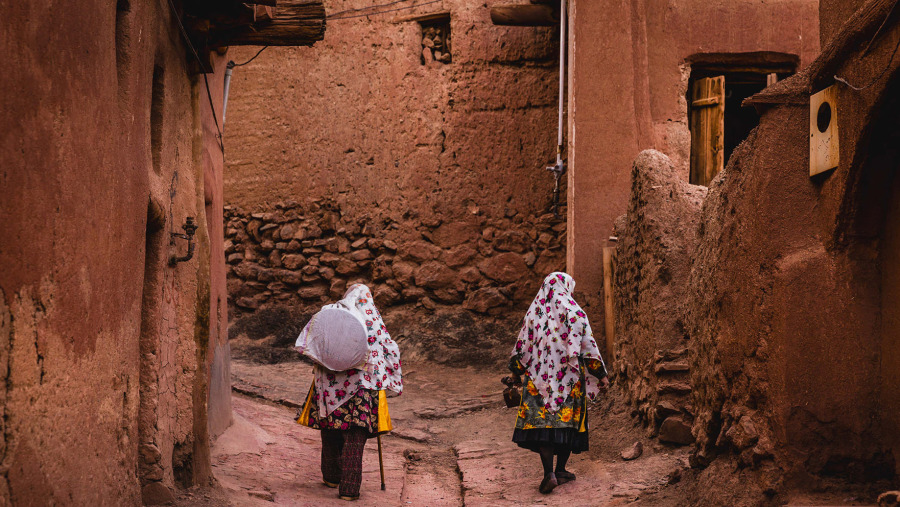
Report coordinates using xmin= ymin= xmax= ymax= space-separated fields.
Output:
xmin=602 ymin=247 xmax=617 ymax=364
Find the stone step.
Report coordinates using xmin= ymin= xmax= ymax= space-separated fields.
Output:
xmin=655 ymin=361 xmax=690 ymax=375
xmin=657 ymin=381 xmax=691 ymax=395
xmin=654 ymin=348 xmax=688 ymax=362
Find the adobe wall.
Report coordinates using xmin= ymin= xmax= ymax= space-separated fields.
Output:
xmin=611 ymin=1 xmax=900 ymax=489
xmin=223 ymin=0 xmax=567 ymax=359
xmin=224 ymin=0 xmax=560 ymax=221
xmin=567 ymin=0 xmax=820 ymax=311
xmin=613 ymin=150 xmax=706 ymax=446
xmin=819 ymin=0 xmax=867 ymax=46
xmin=0 ymin=1 xmax=228 ymax=503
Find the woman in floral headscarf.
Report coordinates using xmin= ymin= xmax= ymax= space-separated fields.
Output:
xmin=508 ymin=272 xmax=609 ymax=494
xmin=296 ymin=284 xmax=402 ymax=501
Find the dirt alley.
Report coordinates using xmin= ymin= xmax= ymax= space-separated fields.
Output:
xmin=170 ymin=359 xmax=698 ymax=507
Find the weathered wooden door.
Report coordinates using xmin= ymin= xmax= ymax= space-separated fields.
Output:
xmin=689 ymin=76 xmax=725 ymax=186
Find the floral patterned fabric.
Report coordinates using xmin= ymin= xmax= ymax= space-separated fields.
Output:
xmin=512 ymin=272 xmax=607 ymax=414
xmin=509 ymin=357 xmax=607 ymax=431
xmin=312 ymin=284 xmax=402 ymax=417
xmin=304 ymin=386 xmax=379 ymax=435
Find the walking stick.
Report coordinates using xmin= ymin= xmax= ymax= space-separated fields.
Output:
xmin=377 ymin=435 xmax=386 ymax=490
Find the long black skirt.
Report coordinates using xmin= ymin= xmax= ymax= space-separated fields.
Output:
xmin=512 ymin=427 xmax=589 ymax=454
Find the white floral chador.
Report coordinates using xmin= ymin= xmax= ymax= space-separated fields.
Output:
xmin=512 ymin=272 xmax=605 ymax=414
xmin=313 ymin=284 xmax=403 ymax=417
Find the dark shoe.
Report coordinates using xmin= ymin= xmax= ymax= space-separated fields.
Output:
xmin=338 ymin=494 xmax=359 ymax=501
xmin=539 ymin=473 xmax=558 ymax=494
xmin=556 ymin=470 xmax=576 ymax=484
xmin=323 ymin=480 xmax=339 ymax=489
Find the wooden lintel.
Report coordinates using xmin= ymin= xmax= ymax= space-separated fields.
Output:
xmin=393 ymin=10 xmax=450 ymax=24
xmin=208 ymin=0 xmax=325 ymax=47
xmin=490 ymin=4 xmax=557 ymax=26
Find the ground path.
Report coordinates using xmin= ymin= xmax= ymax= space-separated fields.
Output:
xmin=174 ymin=359 xmax=694 ymax=506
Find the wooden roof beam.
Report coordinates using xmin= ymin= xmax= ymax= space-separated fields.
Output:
xmin=490 ymin=4 xmax=557 ymax=27
xmin=205 ymin=0 xmax=325 ymax=48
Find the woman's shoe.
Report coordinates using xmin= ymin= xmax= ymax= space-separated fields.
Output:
xmin=338 ymin=494 xmax=359 ymax=501
xmin=323 ymin=480 xmax=339 ymax=489
xmin=556 ymin=470 xmax=576 ymax=484
xmin=539 ymin=473 xmax=558 ymax=494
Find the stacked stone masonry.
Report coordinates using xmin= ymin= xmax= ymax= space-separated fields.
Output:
xmin=224 ymin=199 xmax=566 ymax=331
xmin=613 ymin=150 xmax=707 ymax=447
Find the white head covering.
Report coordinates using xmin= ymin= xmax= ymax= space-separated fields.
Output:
xmin=512 ymin=272 xmax=605 ymax=414
xmin=313 ymin=284 xmax=403 ymax=417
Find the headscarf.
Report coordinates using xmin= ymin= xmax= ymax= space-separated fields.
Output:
xmin=512 ymin=272 xmax=605 ymax=414
xmin=313 ymin=284 xmax=403 ymax=417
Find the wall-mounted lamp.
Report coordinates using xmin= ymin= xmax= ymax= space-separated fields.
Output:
xmin=169 ymin=216 xmax=198 ymax=265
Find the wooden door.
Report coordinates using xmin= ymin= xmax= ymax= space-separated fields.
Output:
xmin=690 ymin=76 xmax=725 ymax=186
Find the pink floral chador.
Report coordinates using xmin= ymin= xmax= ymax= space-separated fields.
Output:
xmin=512 ymin=272 xmax=606 ymax=414
xmin=313 ymin=284 xmax=403 ymax=418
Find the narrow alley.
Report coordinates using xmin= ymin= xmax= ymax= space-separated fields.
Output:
xmin=186 ymin=360 xmax=690 ymax=506
xmin=6 ymin=0 xmax=900 ymax=506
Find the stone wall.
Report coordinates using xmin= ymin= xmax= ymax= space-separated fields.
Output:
xmin=613 ymin=150 xmax=706 ymax=446
xmin=221 ymin=0 xmax=570 ymax=364
xmin=224 ymin=199 xmax=566 ymax=365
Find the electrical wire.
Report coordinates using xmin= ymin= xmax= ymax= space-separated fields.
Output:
xmin=327 ymin=0 xmax=441 ymax=20
xmin=835 ymin=34 xmax=900 ymax=91
xmin=327 ymin=0 xmax=416 ymax=19
xmin=164 ymin=0 xmax=225 ymax=153
xmin=835 ymin=0 xmax=900 ymax=92
xmin=229 ymin=46 xmax=269 ymax=68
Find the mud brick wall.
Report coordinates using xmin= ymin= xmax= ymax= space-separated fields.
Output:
xmin=613 ymin=150 xmax=706 ymax=447
xmin=0 ymin=0 xmax=230 ymax=503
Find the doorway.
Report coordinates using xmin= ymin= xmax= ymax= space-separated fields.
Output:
xmin=687 ymin=53 xmax=798 ymax=185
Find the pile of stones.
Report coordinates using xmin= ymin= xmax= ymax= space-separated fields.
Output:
xmin=421 ymin=23 xmax=451 ymax=64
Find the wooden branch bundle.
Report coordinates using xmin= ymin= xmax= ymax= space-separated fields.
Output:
xmin=210 ymin=0 xmax=325 ymax=47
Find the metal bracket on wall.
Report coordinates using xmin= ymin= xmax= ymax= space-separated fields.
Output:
xmin=169 ymin=216 xmax=198 ymax=265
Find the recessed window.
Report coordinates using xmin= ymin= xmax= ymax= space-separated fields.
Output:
xmin=687 ymin=53 xmax=798 ymax=185
xmin=418 ymin=13 xmax=451 ymax=65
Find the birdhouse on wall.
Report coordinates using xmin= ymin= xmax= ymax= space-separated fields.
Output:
xmin=810 ymin=85 xmax=839 ymax=177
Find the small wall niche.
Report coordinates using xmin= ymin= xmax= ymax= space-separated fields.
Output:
xmin=150 ymin=65 xmax=165 ymax=175
xmin=417 ymin=13 xmax=451 ymax=65
xmin=115 ymin=0 xmax=131 ymax=88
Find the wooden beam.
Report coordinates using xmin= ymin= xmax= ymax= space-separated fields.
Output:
xmin=490 ymin=4 xmax=557 ymax=26
xmin=602 ymin=247 xmax=617 ymax=364
xmin=393 ymin=10 xmax=450 ymax=24
xmin=209 ymin=0 xmax=325 ymax=47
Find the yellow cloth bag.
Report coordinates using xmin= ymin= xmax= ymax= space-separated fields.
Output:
xmin=296 ymin=384 xmax=392 ymax=433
